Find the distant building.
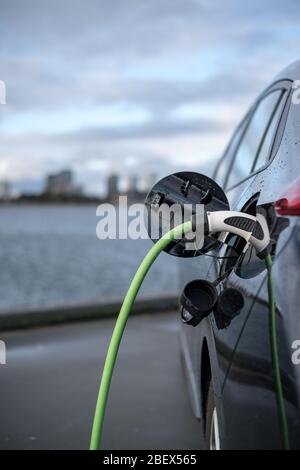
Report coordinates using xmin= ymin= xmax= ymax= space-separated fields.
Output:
xmin=106 ymin=173 xmax=148 ymax=204
xmin=127 ymin=175 xmax=138 ymax=192
xmin=0 ymin=180 xmax=11 ymax=200
xmin=107 ymin=174 xmax=119 ymax=203
xmin=44 ymin=170 xmax=82 ymax=196
xmin=125 ymin=175 xmax=148 ymax=204
xmin=143 ymin=173 xmax=157 ymax=191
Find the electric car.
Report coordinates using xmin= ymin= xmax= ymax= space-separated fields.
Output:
xmin=179 ymin=60 xmax=300 ymax=449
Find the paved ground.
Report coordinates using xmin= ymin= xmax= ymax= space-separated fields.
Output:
xmin=0 ymin=312 xmax=203 ymax=450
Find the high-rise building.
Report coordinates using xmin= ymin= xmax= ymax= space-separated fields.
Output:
xmin=144 ymin=173 xmax=157 ymax=190
xmin=127 ymin=175 xmax=138 ymax=192
xmin=107 ymin=174 xmax=119 ymax=200
xmin=0 ymin=180 xmax=11 ymax=200
xmin=44 ymin=170 xmax=82 ymax=196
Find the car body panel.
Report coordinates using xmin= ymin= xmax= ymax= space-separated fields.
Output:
xmin=179 ymin=60 xmax=300 ymax=448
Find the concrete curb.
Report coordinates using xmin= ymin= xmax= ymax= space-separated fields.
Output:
xmin=0 ymin=294 xmax=179 ymax=331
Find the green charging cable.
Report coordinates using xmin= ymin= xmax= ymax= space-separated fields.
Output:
xmin=265 ymin=254 xmax=290 ymax=450
xmin=89 ymin=220 xmax=192 ymax=450
xmin=89 ymin=223 xmax=289 ymax=450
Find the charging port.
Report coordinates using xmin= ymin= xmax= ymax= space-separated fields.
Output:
xmin=220 ymin=194 xmax=289 ymax=279
xmin=220 ymin=194 xmax=262 ymax=279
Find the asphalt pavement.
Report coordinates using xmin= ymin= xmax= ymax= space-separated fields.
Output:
xmin=0 ymin=312 xmax=203 ymax=449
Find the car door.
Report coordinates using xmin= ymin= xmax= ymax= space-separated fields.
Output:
xmin=211 ymin=80 xmax=292 ymax=389
xmin=215 ymin=81 xmax=300 ymax=448
xmin=179 ymin=80 xmax=292 ymax=422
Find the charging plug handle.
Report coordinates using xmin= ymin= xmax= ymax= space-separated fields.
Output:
xmin=202 ymin=210 xmax=270 ymax=256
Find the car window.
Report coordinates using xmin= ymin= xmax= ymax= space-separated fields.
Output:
xmin=226 ymin=89 xmax=283 ymax=188
xmin=251 ymin=91 xmax=285 ymax=171
xmin=214 ymin=117 xmax=248 ymax=188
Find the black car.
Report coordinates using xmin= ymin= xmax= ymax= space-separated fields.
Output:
xmin=179 ymin=60 xmax=300 ymax=449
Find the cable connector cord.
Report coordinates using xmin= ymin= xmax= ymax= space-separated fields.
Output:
xmin=89 ymin=221 xmax=193 ymax=450
xmin=89 ymin=217 xmax=286 ymax=451
xmin=265 ymin=254 xmax=290 ymax=450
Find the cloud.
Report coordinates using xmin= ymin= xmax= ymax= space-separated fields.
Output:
xmin=0 ymin=0 xmax=300 ymax=193
xmin=1 ymin=0 xmax=298 ymax=113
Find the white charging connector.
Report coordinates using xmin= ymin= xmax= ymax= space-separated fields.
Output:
xmin=205 ymin=210 xmax=270 ymax=257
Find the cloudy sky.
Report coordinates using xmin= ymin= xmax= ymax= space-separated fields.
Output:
xmin=0 ymin=0 xmax=300 ymax=195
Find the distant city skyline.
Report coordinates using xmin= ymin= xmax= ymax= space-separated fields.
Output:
xmin=0 ymin=167 xmax=157 ymax=201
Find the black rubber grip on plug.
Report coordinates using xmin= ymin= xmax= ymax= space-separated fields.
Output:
xmin=251 ymin=221 xmax=264 ymax=240
xmin=224 ymin=216 xmax=255 ymax=233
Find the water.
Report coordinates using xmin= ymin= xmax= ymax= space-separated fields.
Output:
xmin=0 ymin=204 xmax=179 ymax=312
